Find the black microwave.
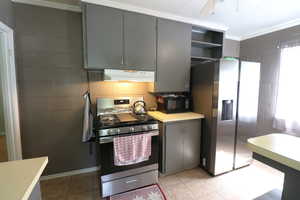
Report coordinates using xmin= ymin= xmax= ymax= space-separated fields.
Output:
xmin=157 ymin=95 xmax=191 ymax=114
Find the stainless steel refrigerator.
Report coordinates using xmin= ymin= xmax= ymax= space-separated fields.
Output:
xmin=191 ymin=58 xmax=260 ymax=176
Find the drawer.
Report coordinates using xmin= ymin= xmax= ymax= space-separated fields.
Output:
xmin=101 ymin=170 xmax=158 ymax=197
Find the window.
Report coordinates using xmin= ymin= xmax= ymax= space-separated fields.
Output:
xmin=274 ymin=45 xmax=300 ymax=131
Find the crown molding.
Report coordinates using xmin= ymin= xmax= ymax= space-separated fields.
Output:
xmin=241 ymin=18 xmax=300 ymax=41
xmin=81 ymin=0 xmax=228 ymax=32
xmin=225 ymin=34 xmax=241 ymax=41
xmin=12 ymin=0 xmax=82 ymax=12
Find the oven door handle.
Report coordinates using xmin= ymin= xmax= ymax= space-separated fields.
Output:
xmin=99 ymin=131 xmax=159 ymax=144
xmin=125 ymin=179 xmax=138 ymax=184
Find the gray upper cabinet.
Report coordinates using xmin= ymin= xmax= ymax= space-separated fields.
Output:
xmin=123 ymin=12 xmax=156 ymax=71
xmin=156 ymin=18 xmax=192 ymax=92
xmin=83 ymin=4 xmax=157 ymax=71
xmin=84 ymin=4 xmax=123 ymax=69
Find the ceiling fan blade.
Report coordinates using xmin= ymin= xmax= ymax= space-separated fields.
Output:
xmin=200 ymin=0 xmax=216 ymax=16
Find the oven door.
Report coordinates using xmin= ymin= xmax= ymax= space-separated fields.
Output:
xmin=99 ymin=131 xmax=159 ymax=176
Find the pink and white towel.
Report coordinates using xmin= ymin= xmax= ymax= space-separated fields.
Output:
xmin=113 ymin=132 xmax=153 ymax=166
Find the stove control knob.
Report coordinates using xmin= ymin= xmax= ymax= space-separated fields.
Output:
xmin=116 ymin=129 xmax=120 ymax=134
xmin=142 ymin=126 xmax=148 ymax=131
xmin=148 ymin=125 xmax=154 ymax=130
xmin=130 ymin=127 xmax=135 ymax=132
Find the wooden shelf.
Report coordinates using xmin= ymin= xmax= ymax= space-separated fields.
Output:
xmin=191 ymin=40 xmax=222 ymax=48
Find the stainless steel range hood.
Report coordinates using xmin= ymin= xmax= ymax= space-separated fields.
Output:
xmin=103 ymin=69 xmax=155 ymax=82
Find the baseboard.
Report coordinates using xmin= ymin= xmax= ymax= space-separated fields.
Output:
xmin=40 ymin=166 xmax=100 ymax=180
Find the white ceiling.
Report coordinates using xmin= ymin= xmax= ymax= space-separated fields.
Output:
xmin=82 ymin=0 xmax=300 ymax=40
xmin=16 ymin=0 xmax=300 ymax=40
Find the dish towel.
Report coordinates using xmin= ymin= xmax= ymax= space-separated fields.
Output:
xmin=82 ymin=93 xmax=94 ymax=142
xmin=114 ymin=132 xmax=153 ymax=166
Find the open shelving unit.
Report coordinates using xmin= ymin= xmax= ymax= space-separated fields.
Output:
xmin=191 ymin=26 xmax=224 ymax=65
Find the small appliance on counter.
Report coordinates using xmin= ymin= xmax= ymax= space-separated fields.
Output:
xmin=133 ymin=100 xmax=147 ymax=115
xmin=156 ymin=94 xmax=191 ymax=114
xmin=94 ymin=97 xmax=159 ymax=198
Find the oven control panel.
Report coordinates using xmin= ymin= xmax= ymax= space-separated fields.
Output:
xmin=99 ymin=123 xmax=159 ymax=137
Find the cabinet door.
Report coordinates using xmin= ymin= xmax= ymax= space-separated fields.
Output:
xmin=165 ymin=122 xmax=184 ymax=174
xmin=156 ymin=19 xmax=192 ymax=92
xmin=124 ymin=12 xmax=156 ymax=71
xmin=183 ymin=120 xmax=201 ymax=169
xmin=85 ymin=4 xmax=123 ymax=69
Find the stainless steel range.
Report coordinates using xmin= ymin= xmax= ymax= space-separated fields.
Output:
xmin=95 ymin=97 xmax=159 ymax=198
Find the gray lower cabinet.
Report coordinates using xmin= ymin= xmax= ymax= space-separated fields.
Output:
xmin=156 ymin=18 xmax=192 ymax=92
xmin=124 ymin=11 xmax=156 ymax=71
xmin=84 ymin=4 xmax=123 ymax=69
xmin=161 ymin=119 xmax=201 ymax=175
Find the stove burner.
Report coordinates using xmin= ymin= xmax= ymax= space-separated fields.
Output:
xmin=101 ymin=116 xmax=116 ymax=121
xmin=99 ymin=114 xmax=120 ymax=126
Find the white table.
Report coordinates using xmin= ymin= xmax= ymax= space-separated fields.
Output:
xmin=248 ymin=134 xmax=300 ymax=200
xmin=0 ymin=157 xmax=48 ymax=200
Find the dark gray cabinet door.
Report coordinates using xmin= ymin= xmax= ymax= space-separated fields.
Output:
xmin=165 ymin=122 xmax=184 ymax=174
xmin=85 ymin=4 xmax=123 ymax=69
xmin=163 ymin=119 xmax=201 ymax=175
xmin=183 ymin=120 xmax=201 ymax=169
xmin=124 ymin=12 xmax=156 ymax=71
xmin=156 ymin=19 xmax=192 ymax=92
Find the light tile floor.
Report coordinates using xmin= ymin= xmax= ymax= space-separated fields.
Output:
xmin=40 ymin=161 xmax=283 ymax=200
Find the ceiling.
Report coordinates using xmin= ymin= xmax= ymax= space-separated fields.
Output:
xmin=28 ymin=0 xmax=300 ymax=40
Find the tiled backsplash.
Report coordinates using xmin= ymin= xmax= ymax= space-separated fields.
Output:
xmin=89 ymin=81 xmax=157 ymax=109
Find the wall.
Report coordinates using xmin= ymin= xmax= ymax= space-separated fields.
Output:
xmin=88 ymin=75 xmax=156 ymax=110
xmin=0 ymin=77 xmax=5 ymax=135
xmin=14 ymin=3 xmax=98 ymax=175
xmin=223 ymin=39 xmax=240 ymax=58
xmin=0 ymin=0 xmax=14 ymax=28
xmin=240 ymin=25 xmax=300 ymax=136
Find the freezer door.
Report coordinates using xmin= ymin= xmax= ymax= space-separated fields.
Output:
xmin=234 ymin=61 xmax=260 ymax=169
xmin=214 ymin=59 xmax=239 ymax=175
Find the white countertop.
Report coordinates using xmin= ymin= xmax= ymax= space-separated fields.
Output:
xmin=0 ymin=157 xmax=48 ymax=200
xmin=148 ymin=111 xmax=204 ymax=123
xmin=247 ymin=134 xmax=300 ymax=171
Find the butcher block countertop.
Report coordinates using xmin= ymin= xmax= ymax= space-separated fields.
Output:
xmin=148 ymin=111 xmax=204 ymax=123
xmin=0 ymin=157 xmax=48 ymax=200
xmin=247 ymin=134 xmax=300 ymax=171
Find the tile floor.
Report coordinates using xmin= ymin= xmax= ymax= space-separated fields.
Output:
xmin=40 ymin=160 xmax=283 ymax=200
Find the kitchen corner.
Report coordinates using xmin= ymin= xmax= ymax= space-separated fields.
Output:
xmin=1 ymin=0 xmax=297 ymax=199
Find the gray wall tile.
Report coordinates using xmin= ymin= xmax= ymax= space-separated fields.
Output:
xmin=240 ymin=25 xmax=300 ymax=136
xmin=15 ymin=3 xmax=97 ymax=175
xmin=223 ymin=39 xmax=240 ymax=58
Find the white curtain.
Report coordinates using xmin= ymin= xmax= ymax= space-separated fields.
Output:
xmin=274 ymin=45 xmax=300 ymax=131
